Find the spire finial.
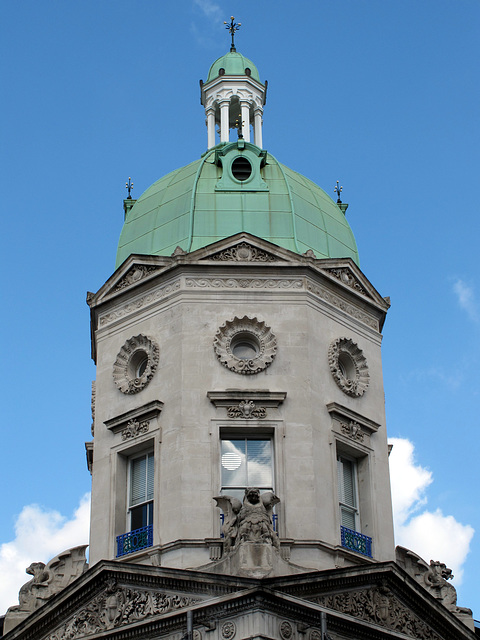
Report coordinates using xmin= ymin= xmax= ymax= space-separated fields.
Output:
xmin=126 ymin=177 xmax=134 ymax=199
xmin=224 ymin=16 xmax=241 ymax=52
xmin=334 ymin=180 xmax=343 ymax=204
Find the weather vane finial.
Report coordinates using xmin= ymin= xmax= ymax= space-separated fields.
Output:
xmin=334 ymin=180 xmax=343 ymax=204
xmin=224 ymin=16 xmax=241 ymax=52
xmin=126 ymin=177 xmax=134 ymax=200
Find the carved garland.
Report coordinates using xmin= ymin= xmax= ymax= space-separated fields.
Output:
xmin=113 ymin=335 xmax=160 ymax=394
xmin=328 ymin=337 xmax=369 ymax=397
xmin=214 ymin=316 xmax=277 ymax=375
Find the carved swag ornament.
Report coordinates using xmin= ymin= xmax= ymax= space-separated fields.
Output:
xmin=46 ymin=580 xmax=199 ymax=640
xmin=227 ymin=400 xmax=267 ymax=419
xmin=121 ymin=419 xmax=150 ymax=441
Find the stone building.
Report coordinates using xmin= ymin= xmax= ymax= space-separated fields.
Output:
xmin=2 ymin=35 xmax=477 ymax=640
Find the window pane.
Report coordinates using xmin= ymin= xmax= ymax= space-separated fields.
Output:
xmin=341 ymin=506 xmax=356 ymax=530
xmin=130 ymin=456 xmax=147 ymax=506
xmin=247 ymin=440 xmax=272 ymax=486
xmin=221 ymin=439 xmax=247 ymax=488
xmin=131 ymin=503 xmax=147 ymax=530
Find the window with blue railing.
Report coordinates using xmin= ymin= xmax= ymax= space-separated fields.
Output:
xmin=116 ymin=452 xmax=154 ymax=557
xmin=337 ymin=453 xmax=372 ymax=558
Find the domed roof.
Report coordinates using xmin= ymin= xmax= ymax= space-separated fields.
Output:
xmin=206 ymin=51 xmax=261 ymax=83
xmin=116 ymin=142 xmax=359 ymax=268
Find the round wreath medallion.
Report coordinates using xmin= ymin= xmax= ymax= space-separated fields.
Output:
xmin=279 ymin=621 xmax=293 ymax=640
xmin=213 ymin=316 xmax=277 ymax=375
xmin=328 ymin=337 xmax=369 ymax=397
xmin=113 ymin=334 xmax=159 ymax=394
xmin=221 ymin=621 xmax=236 ymax=640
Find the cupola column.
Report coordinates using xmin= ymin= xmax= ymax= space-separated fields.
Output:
xmin=240 ymin=101 xmax=250 ymax=142
xmin=253 ymin=107 xmax=263 ymax=148
xmin=206 ymin=107 xmax=216 ymax=149
xmin=219 ymin=100 xmax=230 ymax=143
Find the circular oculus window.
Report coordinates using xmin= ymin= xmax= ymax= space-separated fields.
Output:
xmin=214 ymin=316 xmax=277 ymax=375
xmin=231 ymin=157 xmax=252 ymax=181
xmin=113 ymin=334 xmax=159 ymax=394
xmin=328 ymin=337 xmax=369 ymax=397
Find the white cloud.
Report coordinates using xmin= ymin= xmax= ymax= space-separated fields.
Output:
xmin=0 ymin=494 xmax=90 ymax=616
xmin=453 ymin=278 xmax=479 ymax=323
xmin=389 ymin=438 xmax=474 ymax=585
xmin=193 ymin=0 xmax=222 ymax=21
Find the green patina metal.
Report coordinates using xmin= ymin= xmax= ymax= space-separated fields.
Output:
xmin=206 ymin=51 xmax=262 ymax=84
xmin=116 ymin=142 xmax=359 ymax=268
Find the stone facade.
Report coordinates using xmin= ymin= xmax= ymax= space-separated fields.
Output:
xmin=86 ymin=234 xmax=394 ymax=572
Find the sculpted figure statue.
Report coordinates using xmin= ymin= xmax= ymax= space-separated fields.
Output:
xmin=4 ymin=545 xmax=88 ymax=633
xmin=214 ymin=487 xmax=280 ymax=553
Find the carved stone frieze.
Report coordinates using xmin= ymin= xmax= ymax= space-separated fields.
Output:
xmin=214 ymin=316 xmax=277 ymax=375
xmin=312 ymin=586 xmax=441 ymax=640
xmin=186 ymin=278 xmax=303 ymax=290
xmin=113 ymin=334 xmax=160 ymax=394
xmin=46 ymin=580 xmax=199 ymax=640
xmin=325 ymin=267 xmax=368 ymax=296
xmin=227 ymin=400 xmax=267 ymax=419
xmin=340 ymin=420 xmax=365 ymax=442
xmin=115 ymin=264 xmax=161 ymax=291
xmin=207 ymin=242 xmax=279 ymax=263
xmin=306 ymin=280 xmax=378 ymax=330
xmin=122 ymin=419 xmax=150 ymax=441
xmin=328 ymin=337 xmax=370 ymax=397
xmin=99 ymin=280 xmax=181 ymax=327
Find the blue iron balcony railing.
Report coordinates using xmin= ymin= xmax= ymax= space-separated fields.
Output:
xmin=116 ymin=524 xmax=153 ymax=557
xmin=340 ymin=525 xmax=372 ymax=558
xmin=220 ymin=513 xmax=279 ymax=535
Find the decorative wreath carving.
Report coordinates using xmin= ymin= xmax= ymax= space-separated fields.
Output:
xmin=328 ymin=337 xmax=369 ymax=397
xmin=113 ymin=334 xmax=159 ymax=394
xmin=213 ymin=316 xmax=277 ymax=375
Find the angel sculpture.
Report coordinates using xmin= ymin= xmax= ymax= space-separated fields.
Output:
xmin=214 ymin=487 xmax=280 ymax=553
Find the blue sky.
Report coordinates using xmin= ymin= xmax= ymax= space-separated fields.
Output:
xmin=1 ymin=0 xmax=479 ymax=620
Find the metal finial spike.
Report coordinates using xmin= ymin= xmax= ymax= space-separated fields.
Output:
xmin=334 ymin=180 xmax=343 ymax=204
xmin=126 ymin=177 xmax=134 ymax=200
xmin=225 ymin=16 xmax=241 ymax=52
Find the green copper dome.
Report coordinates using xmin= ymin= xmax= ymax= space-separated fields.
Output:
xmin=116 ymin=142 xmax=359 ymax=268
xmin=206 ymin=51 xmax=261 ymax=83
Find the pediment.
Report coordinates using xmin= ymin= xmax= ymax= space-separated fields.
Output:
xmin=88 ymin=235 xmax=389 ymax=319
xmin=317 ymin=259 xmax=390 ymax=309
